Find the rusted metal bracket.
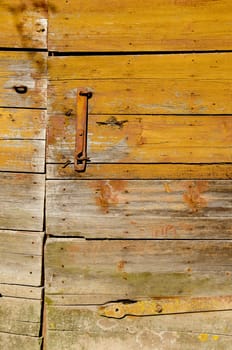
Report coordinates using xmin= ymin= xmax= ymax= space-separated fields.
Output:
xmin=74 ymin=88 xmax=92 ymax=172
xmin=98 ymin=295 xmax=232 ymax=319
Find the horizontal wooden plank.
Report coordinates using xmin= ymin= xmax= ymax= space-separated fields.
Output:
xmin=46 ymin=180 xmax=232 ymax=238
xmin=48 ymin=0 xmax=232 ymax=52
xmin=48 ymin=53 xmax=232 ymax=115
xmin=46 ymin=306 xmax=232 ymax=350
xmin=0 ymin=231 xmax=44 ymax=286
xmin=0 ymin=109 xmax=46 ymax=140
xmin=0 ymin=140 xmax=45 ymax=172
xmin=0 ymin=297 xmax=41 ymax=336
xmin=0 ymin=52 xmax=46 ymax=108
xmin=0 ymin=0 xmax=47 ymax=48
xmin=47 ymin=164 xmax=232 ymax=180
xmin=0 ymin=333 xmax=41 ymax=350
xmin=0 ymin=173 xmax=45 ymax=231
xmin=0 ymin=284 xmax=42 ymax=300
xmin=47 ymin=115 xmax=232 ymax=165
xmin=45 ymin=239 xmax=232 ymax=304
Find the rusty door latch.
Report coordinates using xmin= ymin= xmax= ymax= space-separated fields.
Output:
xmin=74 ymin=88 xmax=92 ymax=172
xmin=98 ymin=295 xmax=232 ymax=318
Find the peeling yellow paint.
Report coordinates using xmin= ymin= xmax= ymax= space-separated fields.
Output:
xmin=164 ymin=183 xmax=172 ymax=193
xmin=198 ymin=334 xmax=208 ymax=342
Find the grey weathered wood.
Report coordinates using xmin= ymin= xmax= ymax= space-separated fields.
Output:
xmin=0 ymin=333 xmax=42 ymax=350
xmin=0 ymin=284 xmax=42 ymax=300
xmin=0 ymin=297 xmax=41 ymax=336
xmin=0 ymin=174 xmax=45 ymax=231
xmin=0 ymin=231 xmax=44 ymax=286
xmin=0 ymin=52 xmax=46 ymax=108
xmin=45 ymin=239 xmax=232 ymax=305
xmin=46 ymin=180 xmax=232 ymax=238
xmin=46 ymin=306 xmax=232 ymax=350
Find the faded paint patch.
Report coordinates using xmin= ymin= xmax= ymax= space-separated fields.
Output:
xmin=183 ymin=181 xmax=208 ymax=213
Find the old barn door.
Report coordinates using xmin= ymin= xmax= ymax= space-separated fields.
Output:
xmin=45 ymin=1 xmax=232 ymax=349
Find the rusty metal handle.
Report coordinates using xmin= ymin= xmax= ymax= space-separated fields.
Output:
xmin=74 ymin=89 xmax=92 ymax=172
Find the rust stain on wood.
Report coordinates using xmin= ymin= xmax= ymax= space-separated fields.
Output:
xmin=92 ymin=180 xmax=127 ymax=214
xmin=183 ymin=181 xmax=209 ymax=213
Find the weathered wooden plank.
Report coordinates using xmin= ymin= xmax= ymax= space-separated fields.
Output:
xmin=0 ymin=333 xmax=42 ymax=350
xmin=0 ymin=0 xmax=47 ymax=49
xmin=0 ymin=231 xmax=44 ymax=286
xmin=0 ymin=140 xmax=45 ymax=173
xmin=47 ymin=164 xmax=232 ymax=180
xmin=46 ymin=180 xmax=232 ymax=238
xmin=0 ymin=173 xmax=45 ymax=231
xmin=47 ymin=115 xmax=232 ymax=164
xmin=0 ymin=297 xmax=41 ymax=336
xmin=0 ymin=52 xmax=46 ymax=108
xmin=48 ymin=53 xmax=232 ymax=115
xmin=0 ymin=284 xmax=42 ymax=300
xmin=46 ymin=306 xmax=232 ymax=350
xmin=45 ymin=239 xmax=232 ymax=304
xmin=0 ymin=109 xmax=46 ymax=140
xmin=48 ymin=0 xmax=232 ymax=52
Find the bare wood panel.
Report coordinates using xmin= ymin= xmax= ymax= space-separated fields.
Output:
xmin=47 ymin=115 xmax=232 ymax=164
xmin=0 ymin=140 xmax=45 ymax=173
xmin=0 ymin=333 xmax=42 ymax=350
xmin=0 ymin=52 xmax=46 ymax=108
xmin=0 ymin=173 xmax=45 ymax=231
xmin=0 ymin=109 xmax=46 ymax=140
xmin=0 ymin=0 xmax=47 ymax=49
xmin=0 ymin=297 xmax=41 ymax=336
xmin=46 ymin=180 xmax=232 ymax=238
xmin=45 ymin=239 xmax=232 ymax=305
xmin=48 ymin=53 xmax=232 ymax=115
xmin=0 ymin=231 xmax=44 ymax=286
xmin=48 ymin=0 xmax=232 ymax=52
xmin=46 ymin=306 xmax=232 ymax=350
xmin=47 ymin=164 xmax=232 ymax=180
xmin=0 ymin=284 xmax=42 ymax=299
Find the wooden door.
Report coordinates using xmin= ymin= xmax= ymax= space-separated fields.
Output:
xmin=1 ymin=1 xmax=232 ymax=349
xmin=45 ymin=1 xmax=232 ymax=349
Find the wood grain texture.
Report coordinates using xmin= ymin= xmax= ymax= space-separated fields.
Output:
xmin=45 ymin=239 xmax=232 ymax=305
xmin=0 ymin=52 xmax=46 ymax=108
xmin=47 ymin=115 xmax=232 ymax=164
xmin=0 ymin=284 xmax=42 ymax=299
xmin=46 ymin=180 xmax=232 ymax=238
xmin=0 ymin=333 xmax=42 ymax=350
xmin=48 ymin=0 xmax=232 ymax=52
xmin=0 ymin=109 xmax=46 ymax=140
xmin=47 ymin=164 xmax=232 ymax=180
xmin=0 ymin=297 xmax=41 ymax=336
xmin=0 ymin=231 xmax=44 ymax=286
xmin=0 ymin=0 xmax=47 ymax=49
xmin=46 ymin=307 xmax=232 ymax=350
xmin=0 ymin=173 xmax=45 ymax=231
xmin=48 ymin=53 xmax=232 ymax=115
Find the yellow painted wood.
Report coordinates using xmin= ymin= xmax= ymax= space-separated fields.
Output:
xmin=0 ymin=0 xmax=47 ymax=48
xmin=48 ymin=53 xmax=232 ymax=115
xmin=46 ymin=180 xmax=232 ymax=238
xmin=47 ymin=115 xmax=232 ymax=164
xmin=0 ymin=173 xmax=45 ymax=231
xmin=0 ymin=52 xmax=46 ymax=108
xmin=48 ymin=0 xmax=232 ymax=52
xmin=47 ymin=164 xmax=232 ymax=180
xmin=0 ymin=109 xmax=46 ymax=140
